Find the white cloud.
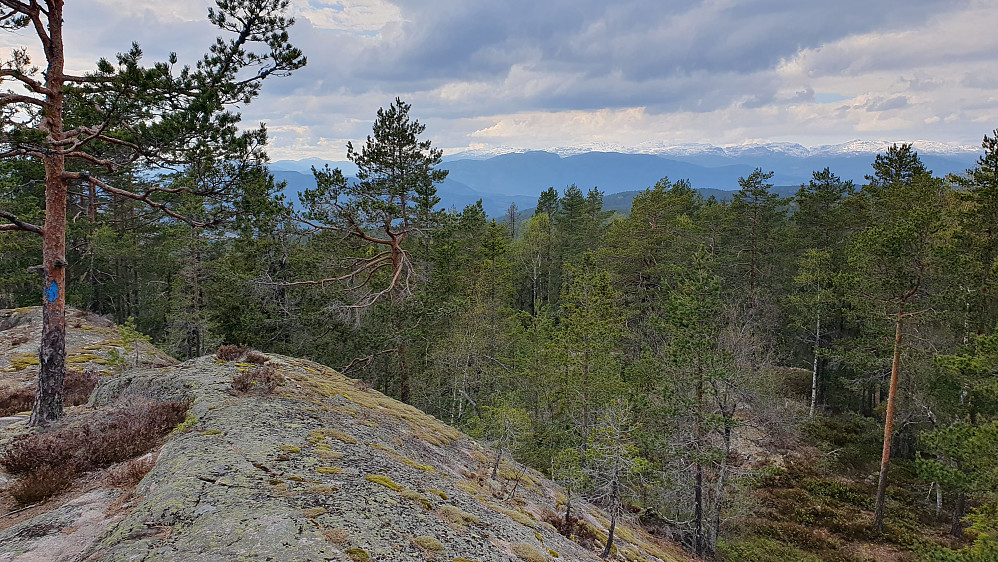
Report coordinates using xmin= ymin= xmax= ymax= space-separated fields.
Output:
xmin=292 ymin=0 xmax=403 ymax=35
xmin=91 ymin=0 xmax=210 ymax=23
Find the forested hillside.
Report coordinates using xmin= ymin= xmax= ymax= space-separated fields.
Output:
xmin=3 ymin=87 xmax=998 ymax=559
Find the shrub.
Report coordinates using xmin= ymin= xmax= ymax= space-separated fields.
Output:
xmin=64 ymin=368 xmax=99 ymax=406
xmin=0 ymin=385 xmax=35 ymax=416
xmin=216 ymin=344 xmax=249 ymax=361
xmin=231 ymin=365 xmax=284 ymax=394
xmin=106 ymin=455 xmax=157 ymax=488
xmin=0 ymin=368 xmax=99 ymax=417
xmin=7 ymin=464 xmax=76 ymax=504
xmin=0 ymin=399 xmax=187 ymax=504
xmin=243 ymin=350 xmax=269 ymax=364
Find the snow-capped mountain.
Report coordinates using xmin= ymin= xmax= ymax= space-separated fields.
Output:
xmin=275 ymin=139 xmax=982 ymax=217
xmin=444 ymin=139 xmax=980 ymax=162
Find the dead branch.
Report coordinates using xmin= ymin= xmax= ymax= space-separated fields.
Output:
xmin=0 ymin=209 xmax=41 ymax=233
xmin=340 ymin=348 xmax=400 ymax=374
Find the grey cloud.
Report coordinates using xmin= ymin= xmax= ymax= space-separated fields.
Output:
xmin=961 ymin=72 xmax=998 ymax=89
xmin=901 ymin=76 xmax=942 ymax=92
xmin=865 ymin=95 xmax=909 ymax=112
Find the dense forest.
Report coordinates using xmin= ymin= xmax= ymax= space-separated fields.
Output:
xmin=3 ymin=90 xmax=998 ymax=559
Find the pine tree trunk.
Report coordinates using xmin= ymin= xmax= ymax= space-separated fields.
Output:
xmin=950 ymin=492 xmax=965 ymax=538
xmin=33 ymin=153 xmax=68 ymax=426
xmin=873 ymin=308 xmax=904 ymax=531
xmin=694 ymin=360 xmax=705 ymax=556
xmin=30 ymin=0 xmax=68 ymax=427
xmin=810 ymin=315 xmax=820 ymax=417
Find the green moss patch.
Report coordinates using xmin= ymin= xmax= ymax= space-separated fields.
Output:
xmin=414 ymin=536 xmax=444 ymax=551
xmin=440 ymin=505 xmax=479 ymax=526
xmin=365 ymin=474 xmax=403 ymax=492
xmin=302 ymin=507 xmax=327 ymax=518
xmin=309 ymin=429 xmax=358 ymax=444
xmin=511 ymin=542 xmax=546 ymax=562
xmin=346 ymin=548 xmax=371 ymax=562
xmin=498 ymin=507 xmax=535 ymax=528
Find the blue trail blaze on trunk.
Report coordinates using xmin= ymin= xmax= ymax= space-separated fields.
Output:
xmin=45 ymin=281 xmax=58 ymax=303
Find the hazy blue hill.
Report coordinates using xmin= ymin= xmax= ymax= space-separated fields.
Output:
xmin=270 ymin=147 xmax=978 ymax=218
xmin=270 ymin=169 xmax=535 ymax=217
xmin=443 ymin=151 xmax=758 ymax=197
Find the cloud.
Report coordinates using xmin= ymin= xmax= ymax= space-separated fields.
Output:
xmin=865 ymin=95 xmax=909 ymax=112
xmin=292 ymin=0 xmax=403 ymax=34
xmin=3 ymin=0 xmax=996 ymax=159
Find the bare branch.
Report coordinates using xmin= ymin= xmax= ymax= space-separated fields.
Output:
xmin=0 ymin=91 xmax=45 ymax=108
xmin=0 ymin=209 xmax=41 ymax=234
xmin=65 ymin=173 xmax=210 ymax=228
xmin=340 ymin=348 xmax=400 ymax=374
xmin=0 ymin=69 xmax=52 ymax=95
xmin=0 ymin=1 xmax=31 ymax=15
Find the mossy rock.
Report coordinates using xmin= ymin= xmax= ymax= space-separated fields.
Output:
xmin=316 ymin=449 xmax=344 ymax=461
xmin=307 ymin=484 xmax=339 ymax=495
xmin=402 ymin=489 xmax=433 ymax=509
xmin=309 ymin=428 xmax=358 ymax=444
xmin=426 ymin=488 xmax=448 ymax=500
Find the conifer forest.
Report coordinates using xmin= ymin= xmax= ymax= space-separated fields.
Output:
xmin=2 ymin=1 xmax=998 ymax=560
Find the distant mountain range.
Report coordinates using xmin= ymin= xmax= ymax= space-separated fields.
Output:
xmin=270 ymin=141 xmax=981 ymax=217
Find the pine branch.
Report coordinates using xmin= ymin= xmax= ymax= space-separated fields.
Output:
xmin=0 ymin=209 xmax=41 ymax=233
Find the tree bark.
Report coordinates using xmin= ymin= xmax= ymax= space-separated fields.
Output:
xmin=873 ymin=308 xmax=903 ymax=531
xmin=935 ymin=481 xmax=943 ymax=520
xmin=950 ymin=492 xmax=965 ymax=538
xmin=693 ymin=360 xmax=705 ymax=557
xmin=31 ymin=0 xmax=69 ymax=427
xmin=810 ymin=314 xmax=820 ymax=417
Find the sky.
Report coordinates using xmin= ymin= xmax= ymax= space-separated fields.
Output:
xmin=4 ymin=0 xmax=998 ymax=160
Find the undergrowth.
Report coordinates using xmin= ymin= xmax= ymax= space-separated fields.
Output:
xmin=718 ymin=413 xmax=963 ymax=561
xmin=0 ymin=398 xmax=187 ymax=504
xmin=0 ymin=367 xmax=99 ymax=417
xmin=232 ymin=365 xmax=284 ymax=394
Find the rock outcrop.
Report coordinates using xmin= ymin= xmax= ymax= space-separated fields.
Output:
xmin=1 ymin=309 xmax=688 ymax=561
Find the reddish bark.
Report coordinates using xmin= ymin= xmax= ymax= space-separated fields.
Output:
xmin=873 ymin=308 xmax=904 ymax=530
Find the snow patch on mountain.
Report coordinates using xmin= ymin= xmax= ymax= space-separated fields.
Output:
xmin=444 ymin=140 xmax=980 ymax=161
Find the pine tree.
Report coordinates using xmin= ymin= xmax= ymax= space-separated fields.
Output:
xmin=847 ymin=144 xmax=946 ymax=530
xmin=299 ymin=98 xmax=447 ymax=308
xmin=0 ymin=0 xmax=304 ymax=425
